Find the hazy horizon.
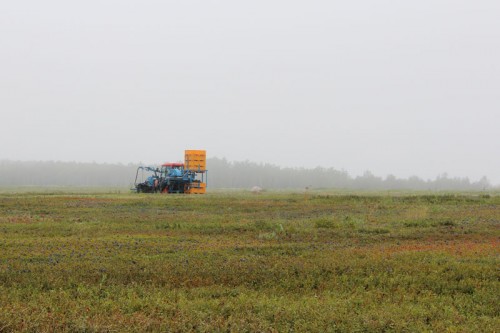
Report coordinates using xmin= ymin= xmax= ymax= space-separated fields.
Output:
xmin=0 ymin=156 xmax=496 ymax=186
xmin=0 ymin=158 xmax=494 ymax=190
xmin=1 ymin=1 xmax=499 ymax=183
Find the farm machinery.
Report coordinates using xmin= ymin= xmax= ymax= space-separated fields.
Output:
xmin=133 ymin=150 xmax=207 ymax=194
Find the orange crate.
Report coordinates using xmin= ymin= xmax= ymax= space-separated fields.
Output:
xmin=185 ymin=182 xmax=206 ymax=194
xmin=185 ymin=150 xmax=206 ymax=171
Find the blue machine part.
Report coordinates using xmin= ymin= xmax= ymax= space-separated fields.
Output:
xmin=182 ymin=171 xmax=196 ymax=182
xmin=147 ymin=176 xmax=156 ymax=186
xmin=169 ymin=168 xmax=182 ymax=177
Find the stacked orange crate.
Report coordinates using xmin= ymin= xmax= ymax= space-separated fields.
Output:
xmin=184 ymin=150 xmax=206 ymax=194
xmin=184 ymin=150 xmax=206 ymax=171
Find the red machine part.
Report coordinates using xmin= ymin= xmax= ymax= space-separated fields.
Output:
xmin=161 ymin=162 xmax=185 ymax=167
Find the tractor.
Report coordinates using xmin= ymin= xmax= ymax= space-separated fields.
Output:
xmin=133 ymin=150 xmax=207 ymax=194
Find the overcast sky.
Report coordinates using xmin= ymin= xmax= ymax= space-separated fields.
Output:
xmin=1 ymin=0 xmax=499 ymax=184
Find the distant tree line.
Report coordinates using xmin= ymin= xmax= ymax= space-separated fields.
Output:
xmin=0 ymin=158 xmax=492 ymax=191
xmin=208 ymin=158 xmax=492 ymax=191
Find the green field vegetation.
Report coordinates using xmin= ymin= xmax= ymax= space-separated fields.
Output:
xmin=0 ymin=191 xmax=498 ymax=332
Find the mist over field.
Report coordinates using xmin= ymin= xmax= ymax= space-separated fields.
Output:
xmin=0 ymin=159 xmax=494 ymax=190
xmin=1 ymin=1 xmax=499 ymax=185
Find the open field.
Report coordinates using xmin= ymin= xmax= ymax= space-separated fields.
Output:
xmin=0 ymin=191 xmax=498 ymax=332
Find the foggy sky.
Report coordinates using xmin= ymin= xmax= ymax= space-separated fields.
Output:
xmin=1 ymin=1 xmax=499 ymax=184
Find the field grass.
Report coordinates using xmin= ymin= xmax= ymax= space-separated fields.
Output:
xmin=0 ymin=191 xmax=498 ymax=332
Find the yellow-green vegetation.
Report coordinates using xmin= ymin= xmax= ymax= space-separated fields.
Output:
xmin=0 ymin=192 xmax=498 ymax=332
